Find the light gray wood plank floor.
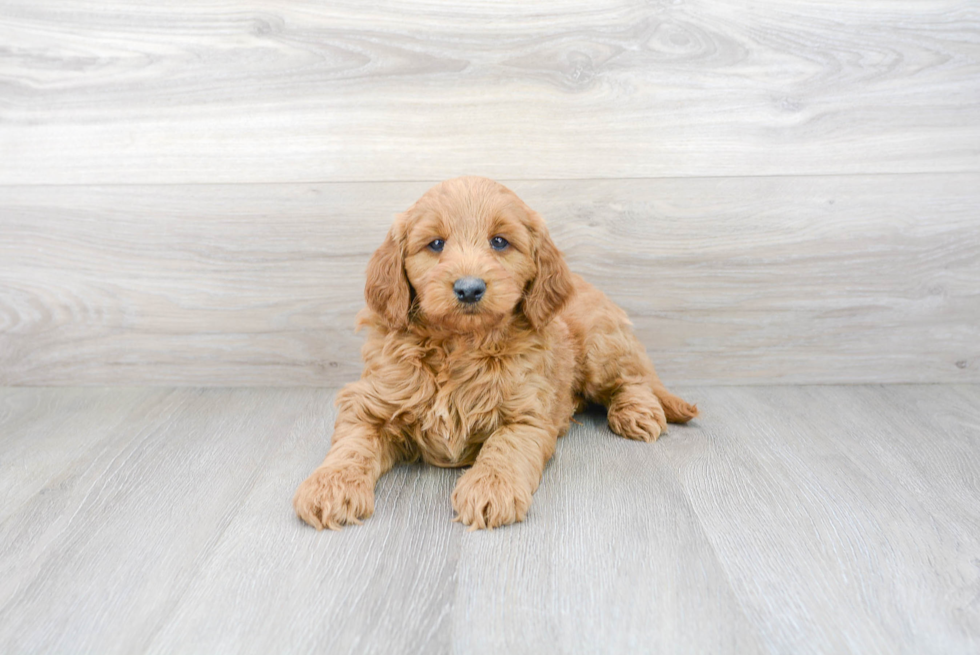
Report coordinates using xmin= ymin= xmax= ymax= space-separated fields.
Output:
xmin=1 ymin=385 xmax=978 ymax=653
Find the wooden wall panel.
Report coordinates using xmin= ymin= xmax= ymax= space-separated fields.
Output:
xmin=0 ymin=0 xmax=977 ymax=184
xmin=2 ymin=175 xmax=977 ymax=385
xmin=1 ymin=1 xmax=977 ymax=385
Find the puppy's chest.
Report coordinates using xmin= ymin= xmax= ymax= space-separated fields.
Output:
xmin=406 ymin=349 xmax=514 ymax=466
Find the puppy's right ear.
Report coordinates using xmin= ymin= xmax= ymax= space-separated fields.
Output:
xmin=364 ymin=222 xmax=410 ymax=330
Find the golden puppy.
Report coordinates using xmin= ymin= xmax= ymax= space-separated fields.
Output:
xmin=294 ymin=176 xmax=697 ymax=530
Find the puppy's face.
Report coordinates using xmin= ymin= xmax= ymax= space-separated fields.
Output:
xmin=365 ymin=176 xmax=573 ymax=333
xmin=401 ymin=180 xmax=536 ymax=332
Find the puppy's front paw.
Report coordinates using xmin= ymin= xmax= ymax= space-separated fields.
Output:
xmin=452 ymin=465 xmax=533 ymax=530
xmin=293 ymin=466 xmax=375 ymax=530
xmin=607 ymin=392 xmax=667 ymax=442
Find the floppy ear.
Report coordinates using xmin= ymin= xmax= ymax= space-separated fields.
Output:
xmin=523 ymin=223 xmax=575 ymax=330
xmin=364 ymin=224 xmax=411 ymax=330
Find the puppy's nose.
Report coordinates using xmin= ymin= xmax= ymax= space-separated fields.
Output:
xmin=453 ymin=277 xmax=486 ymax=304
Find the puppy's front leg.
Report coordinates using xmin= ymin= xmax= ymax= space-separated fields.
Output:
xmin=293 ymin=412 xmax=402 ymax=531
xmin=452 ymin=423 xmax=556 ymax=530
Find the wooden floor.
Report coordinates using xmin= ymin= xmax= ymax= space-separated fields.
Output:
xmin=1 ymin=384 xmax=978 ymax=654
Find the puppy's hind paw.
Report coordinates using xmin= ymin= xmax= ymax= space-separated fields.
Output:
xmin=606 ymin=391 xmax=667 ymax=442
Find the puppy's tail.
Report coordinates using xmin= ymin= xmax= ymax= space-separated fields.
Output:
xmin=653 ymin=385 xmax=699 ymax=424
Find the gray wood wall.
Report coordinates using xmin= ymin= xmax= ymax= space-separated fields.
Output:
xmin=1 ymin=0 xmax=978 ymax=386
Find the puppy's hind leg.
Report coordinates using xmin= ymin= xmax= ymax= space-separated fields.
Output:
xmin=600 ymin=357 xmax=697 ymax=442
xmin=606 ymin=382 xmax=668 ymax=442
xmin=601 ymin=341 xmax=699 ymax=441
xmin=568 ymin=282 xmax=698 ymax=441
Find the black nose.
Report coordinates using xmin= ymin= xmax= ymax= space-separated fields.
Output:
xmin=453 ymin=277 xmax=486 ymax=304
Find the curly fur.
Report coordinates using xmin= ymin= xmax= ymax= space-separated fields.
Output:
xmin=294 ymin=176 xmax=698 ymax=530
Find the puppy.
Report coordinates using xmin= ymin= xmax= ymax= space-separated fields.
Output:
xmin=294 ymin=176 xmax=698 ymax=530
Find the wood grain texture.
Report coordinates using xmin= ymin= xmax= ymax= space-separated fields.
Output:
xmin=0 ymin=387 xmax=328 ymax=653
xmin=0 ymin=0 xmax=977 ymax=184
xmin=0 ymin=387 xmax=178 ymax=523
xmin=666 ymin=386 xmax=980 ymax=653
xmin=2 ymin=175 xmax=977 ymax=386
xmin=0 ymin=385 xmax=978 ymax=653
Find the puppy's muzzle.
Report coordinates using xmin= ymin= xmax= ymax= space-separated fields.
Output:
xmin=453 ymin=277 xmax=486 ymax=304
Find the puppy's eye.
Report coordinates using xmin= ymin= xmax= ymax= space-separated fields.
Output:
xmin=428 ymin=239 xmax=445 ymax=253
xmin=489 ymin=236 xmax=509 ymax=251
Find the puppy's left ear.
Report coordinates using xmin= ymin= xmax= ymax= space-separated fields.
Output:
xmin=523 ymin=218 xmax=575 ymax=330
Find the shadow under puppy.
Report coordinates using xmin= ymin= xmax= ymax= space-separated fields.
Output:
xmin=294 ymin=176 xmax=698 ymax=530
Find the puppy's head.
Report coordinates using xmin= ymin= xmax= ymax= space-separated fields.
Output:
xmin=365 ymin=176 xmax=573 ymax=333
